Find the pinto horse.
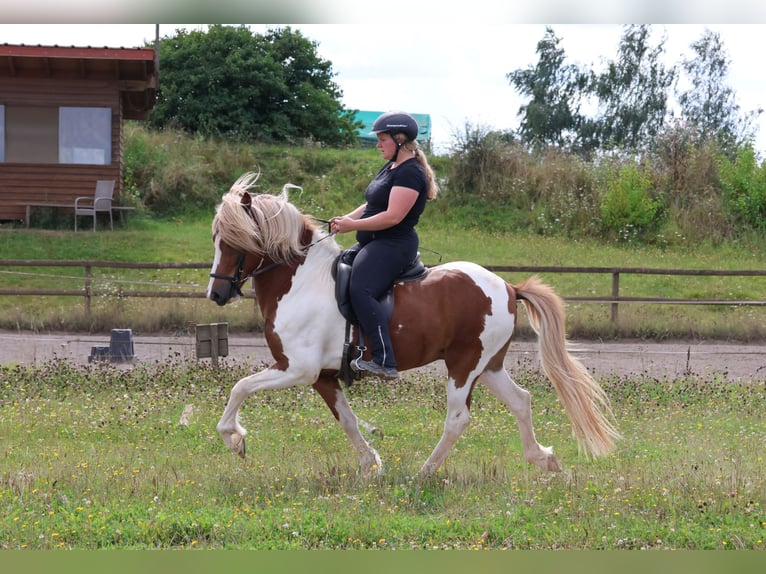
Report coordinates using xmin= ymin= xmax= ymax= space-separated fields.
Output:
xmin=206 ymin=173 xmax=620 ymax=477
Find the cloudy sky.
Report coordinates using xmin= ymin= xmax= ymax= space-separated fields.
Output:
xmin=2 ymin=22 xmax=764 ymax=154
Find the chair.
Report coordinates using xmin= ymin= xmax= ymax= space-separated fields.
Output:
xmin=74 ymin=180 xmax=115 ymax=231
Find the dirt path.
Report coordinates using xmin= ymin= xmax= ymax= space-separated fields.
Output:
xmin=2 ymin=330 xmax=765 ymax=381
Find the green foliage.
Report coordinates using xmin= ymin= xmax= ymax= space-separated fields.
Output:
xmin=120 ymin=123 xmax=762 ymax=245
xmin=504 ymin=24 xmax=763 ymax=162
xmin=1 ymin=359 xmax=764 ymax=549
xmin=678 ymin=29 xmax=761 ymax=156
xmin=592 ymin=25 xmax=676 ymax=151
xmin=717 ymin=145 xmax=766 ymax=231
xmin=148 ymin=25 xmax=360 ymax=146
xmin=531 ymin=150 xmax=600 ymax=237
xmin=649 ymin=122 xmax=737 ymax=243
xmin=598 ymin=161 xmax=664 ymax=242
xmin=506 ymin=27 xmax=585 ymax=150
xmin=121 ymin=124 xmax=388 ymax=218
xmin=447 ymin=123 xmax=521 ymax=198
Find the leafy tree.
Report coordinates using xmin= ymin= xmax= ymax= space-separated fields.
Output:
xmin=506 ymin=27 xmax=587 ymax=151
xmin=592 ymin=25 xmax=676 ymax=151
xmin=677 ymin=28 xmax=762 ymax=155
xmin=148 ymin=25 xmax=360 ymax=146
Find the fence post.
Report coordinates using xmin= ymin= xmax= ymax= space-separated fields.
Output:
xmin=84 ymin=264 xmax=92 ymax=319
xmin=611 ymin=271 xmax=620 ymax=323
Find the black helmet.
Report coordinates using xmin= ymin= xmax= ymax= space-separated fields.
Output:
xmin=370 ymin=111 xmax=419 ymax=141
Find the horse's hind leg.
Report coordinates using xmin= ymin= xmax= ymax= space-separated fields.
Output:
xmin=312 ymin=375 xmax=383 ymax=478
xmin=480 ymin=368 xmax=562 ymax=472
xmin=418 ymin=382 xmax=472 ymax=478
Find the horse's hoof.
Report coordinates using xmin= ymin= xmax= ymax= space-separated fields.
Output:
xmin=226 ymin=432 xmax=247 ymax=458
xmin=549 ymin=458 xmax=562 ymax=472
xmin=545 ymin=452 xmax=563 ymax=472
xmin=528 ymin=447 xmax=562 ymax=472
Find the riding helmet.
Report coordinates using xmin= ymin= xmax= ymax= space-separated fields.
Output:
xmin=370 ymin=111 xmax=419 ymax=141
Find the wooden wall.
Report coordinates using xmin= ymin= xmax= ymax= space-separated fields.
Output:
xmin=0 ymin=77 xmax=124 ymax=221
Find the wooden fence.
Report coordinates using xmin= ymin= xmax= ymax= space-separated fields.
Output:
xmin=1 ymin=259 xmax=765 ymax=322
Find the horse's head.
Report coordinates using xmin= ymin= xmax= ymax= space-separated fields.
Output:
xmin=206 ymin=173 xmax=311 ymax=306
xmin=207 ymin=191 xmax=258 ymax=305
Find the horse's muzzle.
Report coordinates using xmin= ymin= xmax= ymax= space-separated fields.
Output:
xmin=208 ymin=284 xmax=233 ymax=306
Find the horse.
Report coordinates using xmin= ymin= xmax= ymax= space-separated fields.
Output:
xmin=206 ymin=172 xmax=620 ymax=478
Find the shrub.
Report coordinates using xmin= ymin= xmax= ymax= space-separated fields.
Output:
xmin=448 ymin=123 xmax=521 ymax=201
xmin=598 ymin=161 xmax=664 ymax=242
xmin=717 ymin=145 xmax=766 ymax=231
xmin=650 ymin=126 xmax=735 ymax=243
xmin=533 ymin=149 xmax=600 ymax=237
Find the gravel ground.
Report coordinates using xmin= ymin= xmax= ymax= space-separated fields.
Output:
xmin=1 ymin=330 xmax=765 ymax=381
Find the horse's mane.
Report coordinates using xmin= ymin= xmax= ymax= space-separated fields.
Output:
xmin=212 ymin=172 xmax=316 ymax=263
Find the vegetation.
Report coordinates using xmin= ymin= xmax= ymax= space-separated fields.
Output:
xmin=507 ymin=25 xmax=760 ymax=158
xmin=148 ymin=25 xmax=360 ymax=146
xmin=0 ymin=357 xmax=762 ymax=549
xmin=2 ymin=123 xmax=766 ymax=339
xmin=2 ymin=25 xmax=765 ymax=560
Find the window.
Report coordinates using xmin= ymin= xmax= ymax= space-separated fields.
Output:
xmin=4 ymin=106 xmax=58 ymax=163
xmin=0 ymin=106 xmax=111 ymax=165
xmin=59 ymin=107 xmax=111 ymax=165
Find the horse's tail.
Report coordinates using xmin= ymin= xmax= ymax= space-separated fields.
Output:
xmin=514 ymin=275 xmax=621 ymax=457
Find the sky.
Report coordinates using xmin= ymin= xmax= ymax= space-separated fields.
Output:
xmin=1 ymin=22 xmax=764 ymax=155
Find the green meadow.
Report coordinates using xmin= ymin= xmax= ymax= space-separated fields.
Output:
xmin=2 ymin=210 xmax=766 ymax=338
xmin=0 ymin=357 xmax=763 ymax=549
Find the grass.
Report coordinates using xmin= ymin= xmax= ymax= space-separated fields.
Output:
xmin=2 ymin=210 xmax=766 ymax=338
xmin=1 ymin=128 xmax=766 ymax=339
xmin=1 ymin=357 xmax=763 ymax=550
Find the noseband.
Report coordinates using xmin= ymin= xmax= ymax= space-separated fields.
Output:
xmin=209 ymin=253 xmax=282 ymax=297
xmin=209 ymin=253 xmax=248 ymax=297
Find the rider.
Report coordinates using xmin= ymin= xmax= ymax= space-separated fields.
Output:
xmin=330 ymin=111 xmax=439 ymax=379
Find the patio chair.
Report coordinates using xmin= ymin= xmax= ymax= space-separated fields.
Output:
xmin=74 ymin=180 xmax=115 ymax=231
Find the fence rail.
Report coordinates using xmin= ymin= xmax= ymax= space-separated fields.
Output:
xmin=2 ymin=260 xmax=765 ymax=322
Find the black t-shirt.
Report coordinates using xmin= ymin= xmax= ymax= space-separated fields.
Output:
xmin=356 ymin=159 xmax=428 ymax=245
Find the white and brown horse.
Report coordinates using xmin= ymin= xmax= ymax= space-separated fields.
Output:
xmin=207 ymin=173 xmax=620 ymax=477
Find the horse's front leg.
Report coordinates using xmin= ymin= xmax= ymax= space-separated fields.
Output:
xmin=312 ymin=375 xmax=383 ymax=478
xmin=217 ymin=365 xmax=311 ymax=458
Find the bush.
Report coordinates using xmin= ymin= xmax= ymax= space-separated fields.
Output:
xmin=533 ymin=149 xmax=600 ymax=237
xmin=717 ymin=145 xmax=766 ymax=231
xmin=598 ymin=161 xmax=663 ymax=242
xmin=448 ymin=123 xmax=521 ymax=201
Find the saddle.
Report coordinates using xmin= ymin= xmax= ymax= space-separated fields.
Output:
xmin=331 ymin=246 xmax=428 ymax=385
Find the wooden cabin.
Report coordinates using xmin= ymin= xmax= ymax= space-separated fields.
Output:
xmin=0 ymin=43 xmax=157 ymax=222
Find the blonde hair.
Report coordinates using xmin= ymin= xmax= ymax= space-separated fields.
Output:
xmin=395 ymin=135 xmax=439 ymax=200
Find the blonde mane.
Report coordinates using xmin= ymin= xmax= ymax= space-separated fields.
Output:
xmin=212 ymin=172 xmax=315 ymax=263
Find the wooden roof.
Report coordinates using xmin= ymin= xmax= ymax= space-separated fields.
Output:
xmin=0 ymin=43 xmax=157 ymax=119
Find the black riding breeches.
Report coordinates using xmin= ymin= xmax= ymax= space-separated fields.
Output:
xmin=349 ymin=236 xmax=417 ymax=369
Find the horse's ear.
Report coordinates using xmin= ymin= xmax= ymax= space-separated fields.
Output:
xmin=241 ymin=192 xmax=252 ymax=209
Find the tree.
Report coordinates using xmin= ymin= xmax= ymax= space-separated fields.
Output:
xmin=506 ymin=27 xmax=587 ymax=151
xmin=677 ymin=28 xmax=762 ymax=155
xmin=148 ymin=25 xmax=360 ymax=146
xmin=592 ymin=25 xmax=676 ymax=151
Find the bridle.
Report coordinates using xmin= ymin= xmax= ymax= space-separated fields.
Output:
xmin=209 ymin=213 xmax=335 ymax=298
xmin=209 ymin=253 xmax=281 ymax=298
